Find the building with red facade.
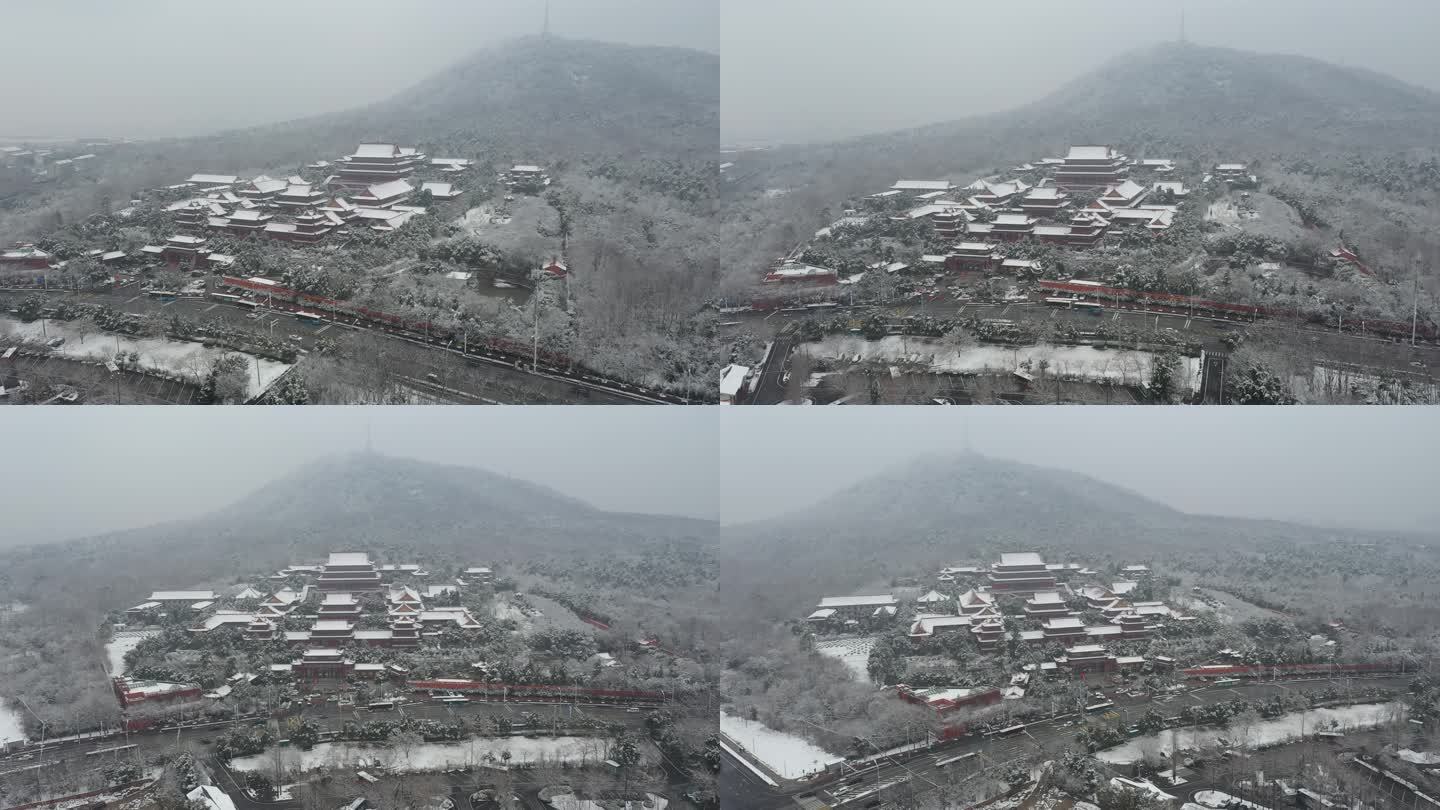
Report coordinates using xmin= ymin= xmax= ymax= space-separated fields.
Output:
xmin=988 ymin=553 xmax=1058 ymax=594
xmin=318 ymin=592 xmax=362 ymax=619
xmin=332 ymin=144 xmax=425 ymax=191
xmin=1042 ymin=615 xmax=1087 ymax=641
xmin=990 ymin=213 xmax=1037 ymax=242
xmin=308 ymin=619 xmax=355 ymax=646
xmin=317 ymin=552 xmax=383 ymax=591
xmin=1055 ymin=145 xmax=1129 ymax=191
xmin=0 ymin=244 xmax=54 ymax=270
xmin=1064 ymin=644 xmax=1114 ymax=673
xmin=352 ymin=179 xmax=415 ymax=209
xmin=1021 ymin=186 xmax=1069 ymax=217
xmin=293 ymin=648 xmax=354 ymax=679
xmin=931 ymin=208 xmax=970 ymax=239
xmin=945 ymin=242 xmax=999 ymax=273
xmin=971 ymin=617 xmax=1005 ymax=651
xmin=1024 ymin=591 xmax=1070 ymax=617
xmin=897 ymin=685 xmax=1002 ymax=715
xmin=112 ymin=676 xmax=202 ymax=708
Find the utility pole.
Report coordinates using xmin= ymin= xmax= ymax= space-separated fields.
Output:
xmin=1411 ymin=258 xmax=1421 ymax=347
xmin=532 ymin=294 xmax=540 ymax=371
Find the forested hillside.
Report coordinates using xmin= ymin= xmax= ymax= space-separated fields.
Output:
xmin=718 ymin=43 xmax=1440 ymax=322
xmin=0 ymin=453 xmax=719 ymax=737
xmin=0 ymin=36 xmax=719 ymax=393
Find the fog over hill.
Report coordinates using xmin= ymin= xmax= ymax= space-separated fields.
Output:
xmin=0 ymin=0 xmax=718 ymax=140
xmin=718 ymin=452 xmax=1424 ymax=625
xmin=66 ymin=36 xmax=717 ymax=194
xmin=0 ymin=452 xmax=716 ymax=618
xmin=718 ymin=41 xmax=1440 ymax=296
xmin=727 ymin=43 xmax=1440 ymax=193
xmin=721 ymin=0 xmax=1440 ymax=146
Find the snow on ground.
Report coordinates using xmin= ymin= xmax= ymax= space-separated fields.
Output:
xmin=456 ymin=205 xmax=511 ymax=229
xmin=1193 ymin=791 xmax=1271 ymax=809
xmin=719 ymin=711 xmax=843 ymax=780
xmin=453 ymin=197 xmax=550 ymax=258
xmin=1187 ymin=588 xmax=1285 ymax=625
xmin=1398 ymin=748 xmax=1440 ymax=765
xmin=43 ymin=771 xmax=162 ymax=810
xmin=0 ymin=702 xmax=26 ymax=744
xmin=105 ymin=631 xmax=158 ymax=676
xmin=547 ymin=792 xmax=667 ymax=810
xmin=490 ymin=599 xmax=531 ymax=625
xmin=802 ymin=336 xmax=1200 ymax=391
xmin=522 ymin=595 xmax=599 ymax=635
xmin=1302 ymin=365 xmax=1439 ymax=403
xmin=0 ymin=317 xmax=290 ymax=398
xmin=1096 ymin=703 xmax=1403 ymax=765
xmin=228 ymin=736 xmax=634 ymax=774
xmin=813 ymin=636 xmax=876 ymax=683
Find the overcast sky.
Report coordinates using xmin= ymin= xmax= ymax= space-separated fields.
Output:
xmin=720 ymin=408 xmax=1440 ymax=534
xmin=0 ymin=408 xmax=716 ymax=544
xmin=0 ymin=0 xmax=717 ymax=140
xmin=721 ymin=0 xmax=1440 ymax=145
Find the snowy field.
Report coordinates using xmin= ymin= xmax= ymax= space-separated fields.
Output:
xmin=1193 ymin=791 xmax=1270 ymax=809
xmin=1399 ymin=749 xmax=1440 ymax=765
xmin=228 ymin=736 xmax=635 ymax=774
xmin=490 ymin=600 xmax=530 ymax=624
xmin=454 ymin=196 xmax=552 ymax=259
xmin=814 ymin=637 xmax=876 ymax=683
xmin=720 ymin=711 xmax=843 ymax=779
xmin=0 ymin=702 xmax=26 ymax=744
xmin=802 ymin=336 xmax=1200 ymax=391
xmin=1096 ymin=703 xmax=1403 ymax=764
xmin=522 ymin=595 xmax=601 ymax=635
xmin=547 ymin=792 xmax=667 ymax=810
xmin=0 ymin=317 xmax=290 ymax=399
xmin=1183 ymin=588 xmax=1286 ymax=625
xmin=105 ymin=630 xmax=158 ymax=676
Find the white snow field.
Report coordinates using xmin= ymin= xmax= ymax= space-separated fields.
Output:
xmin=802 ymin=336 xmax=1200 ymax=391
xmin=1 ymin=317 xmax=290 ymax=398
xmin=1097 ymin=702 xmax=1403 ymax=765
xmin=814 ymin=636 xmax=876 ymax=683
xmin=228 ymin=736 xmax=639 ymax=773
xmin=720 ymin=711 xmax=843 ymax=779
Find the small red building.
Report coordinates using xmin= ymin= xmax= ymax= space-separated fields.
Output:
xmin=112 ymin=676 xmax=202 ymax=708
xmin=945 ymin=243 xmax=999 ymax=273
xmin=0 ymin=244 xmax=54 ymax=270
xmin=897 ymin=684 xmax=1002 ymax=715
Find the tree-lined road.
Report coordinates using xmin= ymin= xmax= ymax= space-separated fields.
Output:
xmin=0 ymin=697 xmax=665 ymax=790
xmin=719 ymin=675 xmax=1410 ymax=807
xmin=0 ymin=288 xmax=670 ymax=404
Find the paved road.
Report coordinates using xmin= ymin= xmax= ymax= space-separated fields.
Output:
xmin=750 ymin=335 xmax=794 ymax=404
xmin=720 ymin=675 xmax=1409 ymax=807
xmin=0 ymin=698 xmax=663 ymax=790
xmin=0 ymin=289 xmax=662 ymax=404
